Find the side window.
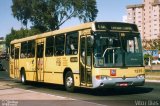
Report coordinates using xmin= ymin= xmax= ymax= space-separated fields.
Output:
xmin=55 ymin=35 xmax=65 ymax=56
xmin=21 ymin=42 xmax=27 ymax=58
xmin=11 ymin=44 xmax=14 ymax=59
xmin=45 ymin=36 xmax=54 ymax=57
xmin=66 ymin=32 xmax=78 ymax=55
xmin=28 ymin=40 xmax=35 ymax=58
xmin=21 ymin=40 xmax=35 ymax=58
xmin=37 ymin=44 xmax=44 ymax=58
xmin=15 ymin=48 xmax=19 ymax=59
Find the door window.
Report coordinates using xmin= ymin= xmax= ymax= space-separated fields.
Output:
xmin=37 ymin=44 xmax=44 ymax=58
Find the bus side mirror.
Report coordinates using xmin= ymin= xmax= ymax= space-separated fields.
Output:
xmin=88 ymin=36 xmax=94 ymax=46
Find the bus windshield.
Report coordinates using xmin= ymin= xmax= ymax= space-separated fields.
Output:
xmin=93 ymin=31 xmax=143 ymax=67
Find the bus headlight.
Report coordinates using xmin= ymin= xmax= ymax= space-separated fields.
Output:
xmin=96 ymin=75 xmax=112 ymax=80
xmin=137 ymin=74 xmax=145 ymax=79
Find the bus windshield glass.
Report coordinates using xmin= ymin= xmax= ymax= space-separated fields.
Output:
xmin=93 ymin=31 xmax=143 ymax=67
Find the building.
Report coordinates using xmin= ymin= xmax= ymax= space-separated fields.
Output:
xmin=127 ymin=0 xmax=160 ymax=40
xmin=0 ymin=37 xmax=6 ymax=54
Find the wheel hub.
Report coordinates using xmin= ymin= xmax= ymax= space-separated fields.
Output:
xmin=21 ymin=74 xmax=25 ymax=82
xmin=66 ymin=77 xmax=73 ymax=88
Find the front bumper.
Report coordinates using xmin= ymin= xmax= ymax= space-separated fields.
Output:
xmin=92 ymin=77 xmax=145 ymax=89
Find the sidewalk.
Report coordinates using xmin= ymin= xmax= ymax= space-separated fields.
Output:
xmin=0 ymin=81 xmax=71 ymax=100
xmin=145 ymin=65 xmax=160 ymax=71
xmin=145 ymin=79 xmax=160 ymax=83
xmin=0 ymin=81 xmax=104 ymax=106
xmin=145 ymin=76 xmax=160 ymax=83
xmin=144 ymin=65 xmax=160 ymax=82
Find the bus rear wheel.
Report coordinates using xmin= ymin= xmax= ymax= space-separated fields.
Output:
xmin=20 ymin=70 xmax=26 ymax=84
xmin=65 ymin=71 xmax=75 ymax=92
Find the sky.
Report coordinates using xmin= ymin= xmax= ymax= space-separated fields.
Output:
xmin=0 ymin=0 xmax=142 ymax=38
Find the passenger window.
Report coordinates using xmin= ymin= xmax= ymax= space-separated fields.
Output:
xmin=28 ymin=40 xmax=35 ymax=58
xmin=21 ymin=40 xmax=35 ymax=58
xmin=11 ymin=44 xmax=14 ymax=59
xmin=21 ymin=42 xmax=28 ymax=58
xmin=37 ymin=44 xmax=44 ymax=58
xmin=15 ymin=48 xmax=19 ymax=59
xmin=66 ymin=32 xmax=78 ymax=55
xmin=55 ymin=35 xmax=65 ymax=56
xmin=45 ymin=36 xmax=54 ymax=57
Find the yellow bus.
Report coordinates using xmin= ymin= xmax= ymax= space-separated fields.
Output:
xmin=10 ymin=22 xmax=145 ymax=92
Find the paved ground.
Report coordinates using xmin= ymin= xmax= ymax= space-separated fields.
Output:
xmin=0 ymin=81 xmax=105 ymax=106
xmin=0 ymin=81 xmax=72 ymax=100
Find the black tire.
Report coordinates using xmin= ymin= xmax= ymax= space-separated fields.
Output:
xmin=65 ymin=71 xmax=75 ymax=92
xmin=20 ymin=70 xmax=26 ymax=84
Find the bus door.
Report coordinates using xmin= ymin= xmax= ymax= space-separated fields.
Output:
xmin=14 ymin=47 xmax=20 ymax=79
xmin=80 ymin=36 xmax=92 ymax=86
xmin=36 ymin=43 xmax=44 ymax=82
xmin=10 ymin=45 xmax=14 ymax=78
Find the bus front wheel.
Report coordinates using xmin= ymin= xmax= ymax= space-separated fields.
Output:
xmin=65 ymin=71 xmax=75 ymax=92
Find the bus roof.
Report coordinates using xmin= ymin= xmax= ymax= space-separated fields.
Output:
xmin=11 ymin=22 xmax=94 ymax=44
xmin=10 ymin=22 xmax=138 ymax=44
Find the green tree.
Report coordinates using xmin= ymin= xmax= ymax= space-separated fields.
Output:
xmin=11 ymin=0 xmax=98 ymax=32
xmin=144 ymin=54 xmax=153 ymax=65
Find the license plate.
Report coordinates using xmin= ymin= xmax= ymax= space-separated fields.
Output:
xmin=119 ymin=83 xmax=128 ymax=87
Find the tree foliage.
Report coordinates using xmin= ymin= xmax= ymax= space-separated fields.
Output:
xmin=11 ymin=0 xmax=98 ymax=32
xmin=144 ymin=54 xmax=152 ymax=65
xmin=142 ymin=38 xmax=160 ymax=50
xmin=5 ymin=28 xmax=41 ymax=47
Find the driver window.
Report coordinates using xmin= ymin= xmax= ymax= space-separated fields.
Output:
xmin=126 ymin=37 xmax=140 ymax=53
xmin=127 ymin=40 xmax=134 ymax=53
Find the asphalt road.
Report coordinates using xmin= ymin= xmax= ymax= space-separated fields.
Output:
xmin=0 ymin=73 xmax=160 ymax=106
xmin=0 ymin=59 xmax=160 ymax=106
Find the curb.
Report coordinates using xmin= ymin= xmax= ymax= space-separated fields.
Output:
xmin=145 ymin=80 xmax=160 ymax=83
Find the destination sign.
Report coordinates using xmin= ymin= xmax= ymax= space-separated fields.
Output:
xmin=95 ymin=22 xmax=138 ymax=31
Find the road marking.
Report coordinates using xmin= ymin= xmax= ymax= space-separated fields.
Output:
xmin=17 ymin=88 xmax=106 ymax=106
xmin=19 ymin=88 xmax=74 ymax=100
